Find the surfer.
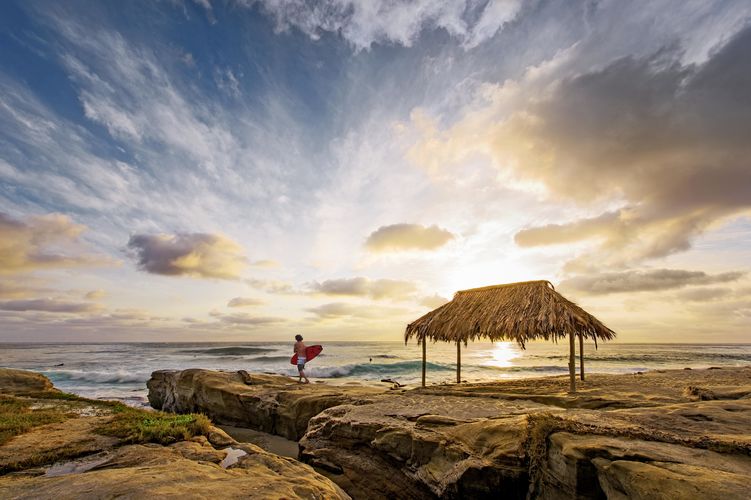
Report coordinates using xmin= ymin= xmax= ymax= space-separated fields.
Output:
xmin=294 ymin=334 xmax=310 ymax=384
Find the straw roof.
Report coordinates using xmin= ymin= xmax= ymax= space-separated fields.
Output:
xmin=405 ymin=280 xmax=615 ymax=347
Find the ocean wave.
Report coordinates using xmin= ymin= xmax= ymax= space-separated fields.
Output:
xmin=42 ymin=369 xmax=149 ymax=384
xmin=247 ymin=355 xmax=292 ymax=363
xmin=181 ymin=346 xmax=275 ymax=356
xmin=483 ymin=365 xmax=568 ymax=373
xmin=372 ymin=354 xmax=400 ymax=359
xmin=310 ymin=360 xmax=454 ymax=378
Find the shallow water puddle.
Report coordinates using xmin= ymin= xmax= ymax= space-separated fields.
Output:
xmin=220 ymin=447 xmax=247 ymax=468
xmin=45 ymin=452 xmax=111 ymax=477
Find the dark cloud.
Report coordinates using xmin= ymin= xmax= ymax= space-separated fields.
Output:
xmin=494 ymin=26 xmax=751 ymax=268
xmin=227 ymin=297 xmax=265 ymax=307
xmin=365 ymin=223 xmax=454 ymax=252
xmin=127 ymin=233 xmax=247 ymax=279
xmin=309 ymin=277 xmax=418 ymax=300
xmin=0 ymin=299 xmax=101 ymax=313
xmin=559 ymin=269 xmax=744 ymax=295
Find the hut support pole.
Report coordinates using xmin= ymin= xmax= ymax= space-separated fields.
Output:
xmin=579 ymin=334 xmax=585 ymax=381
xmin=569 ymin=332 xmax=576 ymax=393
xmin=421 ymin=339 xmax=426 ymax=388
xmin=456 ymin=341 xmax=461 ymax=384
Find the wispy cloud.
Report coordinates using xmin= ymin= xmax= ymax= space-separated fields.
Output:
xmin=559 ymin=269 xmax=744 ymax=295
xmin=227 ymin=297 xmax=265 ymax=307
xmin=246 ymin=0 xmax=521 ymax=51
xmin=308 ymin=277 xmax=417 ymax=300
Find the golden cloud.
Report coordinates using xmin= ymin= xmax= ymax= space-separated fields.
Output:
xmin=0 ymin=212 xmax=111 ymax=274
xmin=365 ymin=223 xmax=454 ymax=252
xmin=127 ymin=232 xmax=247 ymax=279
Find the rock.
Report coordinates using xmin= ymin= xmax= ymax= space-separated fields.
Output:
xmin=0 ymin=443 xmax=350 ymax=499
xmin=300 ymin=394 xmax=548 ymax=499
xmin=0 ymin=369 xmax=54 ymax=395
xmin=206 ymin=425 xmax=236 ymax=448
xmin=147 ymin=369 xmax=383 ymax=440
xmin=542 ymin=432 xmax=751 ymax=500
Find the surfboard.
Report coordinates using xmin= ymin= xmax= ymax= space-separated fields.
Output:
xmin=290 ymin=345 xmax=323 ymax=365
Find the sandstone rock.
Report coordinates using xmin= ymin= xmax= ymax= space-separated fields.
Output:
xmin=0 ymin=443 xmax=350 ymax=499
xmin=542 ymin=432 xmax=751 ymax=500
xmin=147 ymin=369 xmax=383 ymax=440
xmin=0 ymin=369 xmax=54 ymax=395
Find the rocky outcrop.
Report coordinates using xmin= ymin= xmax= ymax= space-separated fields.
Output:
xmin=147 ymin=369 xmax=384 ymax=440
xmin=299 ymin=368 xmax=751 ymax=499
xmin=0 ymin=368 xmax=54 ymax=394
xmin=0 ymin=439 xmax=350 ymax=499
xmin=0 ymin=369 xmax=350 ymax=499
xmin=146 ymin=366 xmax=751 ymax=499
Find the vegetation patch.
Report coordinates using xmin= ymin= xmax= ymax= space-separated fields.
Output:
xmin=96 ymin=403 xmax=211 ymax=444
xmin=0 ymin=395 xmax=70 ymax=446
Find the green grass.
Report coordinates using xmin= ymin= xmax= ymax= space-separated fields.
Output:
xmin=0 ymin=395 xmax=70 ymax=446
xmin=96 ymin=403 xmax=211 ymax=444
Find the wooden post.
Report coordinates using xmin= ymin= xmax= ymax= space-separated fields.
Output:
xmin=579 ymin=334 xmax=585 ymax=381
xmin=569 ymin=332 xmax=576 ymax=393
xmin=421 ymin=338 xmax=426 ymax=388
xmin=456 ymin=341 xmax=461 ymax=384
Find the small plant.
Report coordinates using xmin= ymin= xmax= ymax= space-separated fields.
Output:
xmin=97 ymin=405 xmax=211 ymax=444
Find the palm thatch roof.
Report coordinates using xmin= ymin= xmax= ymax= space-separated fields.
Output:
xmin=405 ymin=280 xmax=615 ymax=348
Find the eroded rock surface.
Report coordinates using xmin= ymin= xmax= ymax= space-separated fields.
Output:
xmin=147 ymin=369 xmax=384 ymax=440
xmin=299 ymin=368 xmax=751 ymax=499
xmin=0 ymin=369 xmax=350 ymax=500
xmin=147 ymin=366 xmax=751 ymax=499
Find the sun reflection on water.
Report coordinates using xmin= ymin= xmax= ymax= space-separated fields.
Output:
xmin=488 ymin=341 xmax=520 ymax=368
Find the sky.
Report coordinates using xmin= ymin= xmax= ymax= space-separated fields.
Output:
xmin=0 ymin=0 xmax=749 ymax=343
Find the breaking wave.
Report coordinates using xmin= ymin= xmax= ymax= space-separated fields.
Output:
xmin=181 ymin=346 xmax=275 ymax=356
xmin=42 ymin=369 xmax=150 ymax=384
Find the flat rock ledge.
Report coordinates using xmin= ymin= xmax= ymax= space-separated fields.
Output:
xmin=147 ymin=369 xmax=385 ymax=441
xmin=148 ymin=367 xmax=751 ymax=499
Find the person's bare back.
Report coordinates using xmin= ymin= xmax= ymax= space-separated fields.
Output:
xmin=294 ymin=340 xmax=306 ymax=357
xmin=294 ymin=334 xmax=309 ymax=383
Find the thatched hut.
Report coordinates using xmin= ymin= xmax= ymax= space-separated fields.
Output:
xmin=404 ymin=280 xmax=615 ymax=392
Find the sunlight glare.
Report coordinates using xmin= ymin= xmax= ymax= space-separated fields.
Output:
xmin=488 ymin=341 xmax=519 ymax=368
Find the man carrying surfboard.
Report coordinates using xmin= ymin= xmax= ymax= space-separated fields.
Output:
xmin=294 ymin=334 xmax=310 ymax=384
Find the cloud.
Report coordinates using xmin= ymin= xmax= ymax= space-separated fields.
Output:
xmin=127 ymin=233 xmax=247 ymax=279
xmin=250 ymin=259 xmax=280 ymax=269
xmin=365 ymin=223 xmax=454 ymax=252
xmin=309 ymin=277 xmax=417 ymax=300
xmin=227 ymin=297 xmax=265 ymax=307
xmin=411 ymin=25 xmax=751 ymax=270
xmin=0 ymin=299 xmax=102 ymax=314
xmin=84 ymin=289 xmax=107 ymax=300
xmin=245 ymin=278 xmax=297 ymax=294
xmin=246 ymin=0 xmax=521 ymax=51
xmin=559 ymin=269 xmax=744 ymax=295
xmin=0 ymin=212 xmax=110 ymax=274
xmin=216 ymin=313 xmax=285 ymax=326
xmin=307 ymin=302 xmax=409 ymax=320
xmin=419 ymin=293 xmax=449 ymax=308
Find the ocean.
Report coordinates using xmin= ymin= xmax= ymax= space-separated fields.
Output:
xmin=2 ymin=342 xmax=750 ymax=407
